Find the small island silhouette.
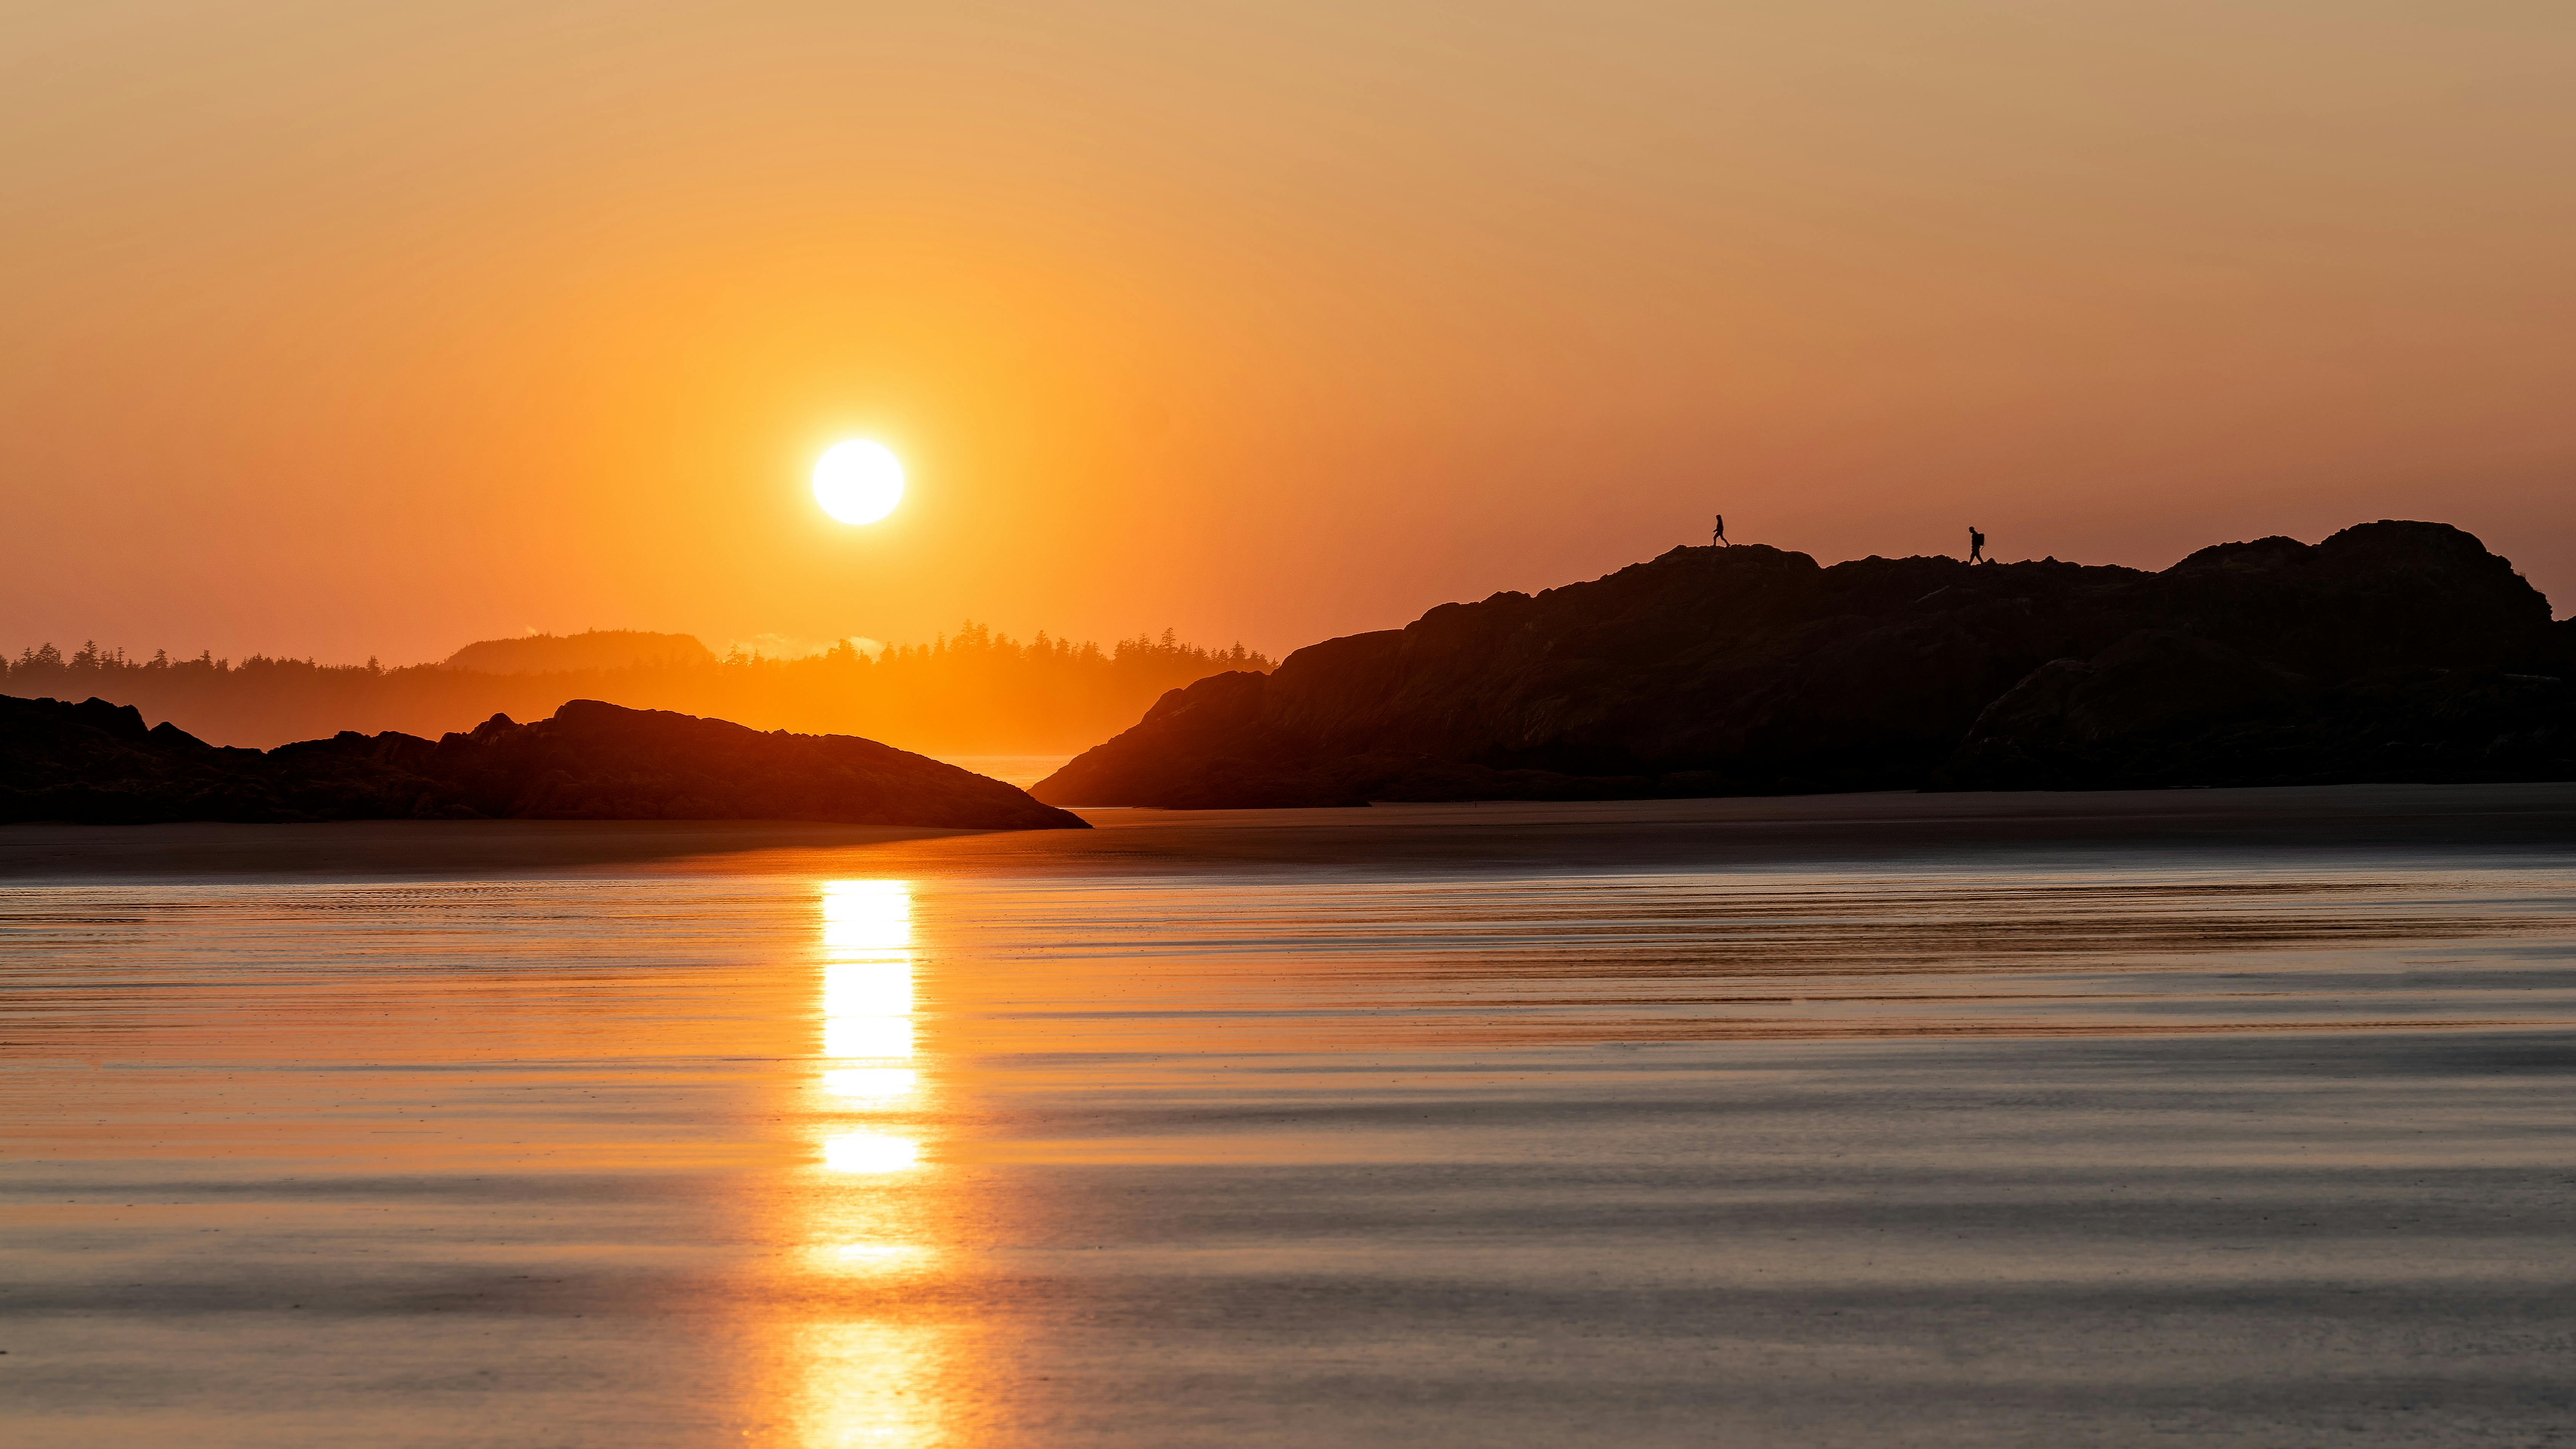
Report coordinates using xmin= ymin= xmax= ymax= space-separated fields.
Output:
xmin=442 ymin=629 xmax=717 ymax=674
xmin=0 ymin=698 xmax=1085 ymax=830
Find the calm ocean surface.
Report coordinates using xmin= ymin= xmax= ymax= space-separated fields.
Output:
xmin=6 ymin=790 xmax=2576 ymax=1446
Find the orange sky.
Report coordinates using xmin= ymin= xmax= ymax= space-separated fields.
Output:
xmin=7 ymin=2 xmax=2573 ymax=666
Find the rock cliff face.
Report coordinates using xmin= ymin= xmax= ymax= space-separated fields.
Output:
xmin=1 ymin=697 xmax=1087 ymax=830
xmin=1034 ymin=521 xmax=2576 ymax=807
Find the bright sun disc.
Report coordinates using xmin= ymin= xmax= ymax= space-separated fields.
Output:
xmin=813 ymin=441 xmax=904 ymax=524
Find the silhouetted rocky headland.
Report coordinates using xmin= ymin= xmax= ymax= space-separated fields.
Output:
xmin=2 ymin=698 xmax=1087 ymax=830
xmin=1034 ymin=521 xmax=2576 ymax=807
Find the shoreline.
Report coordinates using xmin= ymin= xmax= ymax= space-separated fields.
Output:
xmin=8 ymin=780 xmax=2573 ymax=882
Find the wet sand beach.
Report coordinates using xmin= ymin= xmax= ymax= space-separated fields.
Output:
xmin=6 ymin=787 xmax=2576 ymax=1445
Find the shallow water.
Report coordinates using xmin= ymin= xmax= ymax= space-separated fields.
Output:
xmin=7 ymin=791 xmax=2576 ymax=1446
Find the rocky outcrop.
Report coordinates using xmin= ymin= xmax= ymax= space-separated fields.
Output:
xmin=1034 ymin=521 xmax=2576 ymax=807
xmin=0 ymin=697 xmax=1087 ymax=830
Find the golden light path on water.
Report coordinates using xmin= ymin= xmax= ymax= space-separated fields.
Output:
xmin=801 ymin=879 xmax=938 ymax=1449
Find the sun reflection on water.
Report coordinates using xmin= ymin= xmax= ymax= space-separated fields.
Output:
xmin=790 ymin=1321 xmax=943 ymax=1449
xmin=812 ymin=877 xmax=925 ymax=1175
xmin=822 ymin=1131 xmax=922 ymax=1174
xmin=820 ymin=879 xmax=918 ymax=1070
xmin=793 ymin=880 xmax=943 ymax=1448
xmin=821 ymin=1067 xmax=921 ymax=1103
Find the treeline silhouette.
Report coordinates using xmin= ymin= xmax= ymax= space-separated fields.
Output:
xmin=2 ymin=626 xmax=1274 ymax=753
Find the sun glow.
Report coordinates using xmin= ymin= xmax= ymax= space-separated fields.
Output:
xmin=812 ymin=440 xmax=904 ymax=525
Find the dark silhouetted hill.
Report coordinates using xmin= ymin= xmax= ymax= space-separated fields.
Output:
xmin=1 ymin=697 xmax=1086 ymax=830
xmin=445 ymin=629 xmax=716 ymax=674
xmin=1033 ymin=521 xmax=2576 ymax=807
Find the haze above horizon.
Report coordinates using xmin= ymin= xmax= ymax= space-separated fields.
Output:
xmin=7 ymin=2 xmax=2573 ymax=664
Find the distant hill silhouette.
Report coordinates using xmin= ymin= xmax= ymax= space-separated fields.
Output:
xmin=1034 ymin=521 xmax=2576 ymax=807
xmin=1 ymin=624 xmax=1270 ymax=754
xmin=1 ymin=696 xmax=1085 ymax=830
xmin=445 ymin=629 xmax=715 ymax=673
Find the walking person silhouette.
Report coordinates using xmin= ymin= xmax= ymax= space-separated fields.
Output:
xmin=1713 ymin=514 xmax=1728 ymax=546
xmin=1968 ymin=526 xmax=1987 ymax=564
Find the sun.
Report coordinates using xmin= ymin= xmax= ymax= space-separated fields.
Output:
xmin=813 ymin=441 xmax=904 ymax=525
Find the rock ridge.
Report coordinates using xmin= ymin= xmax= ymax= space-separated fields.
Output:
xmin=1033 ymin=521 xmax=2576 ymax=807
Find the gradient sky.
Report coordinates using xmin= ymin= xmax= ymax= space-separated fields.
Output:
xmin=7 ymin=1 xmax=2573 ymax=666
